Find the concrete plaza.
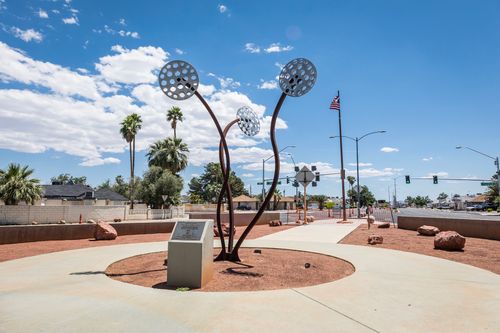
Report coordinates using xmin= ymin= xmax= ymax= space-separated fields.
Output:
xmin=0 ymin=220 xmax=498 ymax=332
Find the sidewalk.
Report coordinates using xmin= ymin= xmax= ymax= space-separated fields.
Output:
xmin=0 ymin=222 xmax=498 ymax=333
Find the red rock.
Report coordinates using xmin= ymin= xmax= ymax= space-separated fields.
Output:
xmin=434 ymin=231 xmax=465 ymax=251
xmin=213 ymin=223 xmax=236 ymax=237
xmin=377 ymin=222 xmax=390 ymax=229
xmin=94 ymin=222 xmax=118 ymax=240
xmin=306 ymin=215 xmax=315 ymax=222
xmin=113 ymin=218 xmax=122 ymax=222
xmin=418 ymin=225 xmax=440 ymax=236
xmin=268 ymin=220 xmax=282 ymax=227
xmin=368 ymin=234 xmax=383 ymax=245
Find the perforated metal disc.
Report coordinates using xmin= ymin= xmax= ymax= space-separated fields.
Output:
xmin=158 ymin=60 xmax=199 ymax=100
xmin=236 ymin=106 xmax=260 ymax=137
xmin=278 ymin=58 xmax=317 ymax=97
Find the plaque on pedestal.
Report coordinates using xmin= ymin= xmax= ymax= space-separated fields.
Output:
xmin=167 ymin=220 xmax=213 ymax=289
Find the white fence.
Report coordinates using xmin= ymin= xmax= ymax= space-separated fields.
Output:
xmin=0 ymin=205 xmax=186 ymax=225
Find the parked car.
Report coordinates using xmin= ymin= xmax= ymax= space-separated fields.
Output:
xmin=236 ymin=205 xmax=252 ymax=211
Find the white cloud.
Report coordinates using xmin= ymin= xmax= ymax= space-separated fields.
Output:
xmin=208 ymin=73 xmax=241 ymax=90
xmin=118 ymin=18 xmax=126 ymax=26
xmin=218 ymin=4 xmax=227 ymax=13
xmin=174 ymin=48 xmax=185 ymax=55
xmin=62 ymin=16 xmax=78 ymax=25
xmin=258 ymin=80 xmax=278 ymax=90
xmin=422 ymin=157 xmax=433 ymax=162
xmin=118 ymin=30 xmax=140 ymax=39
xmin=96 ymin=45 xmax=168 ymax=84
xmin=38 ymin=9 xmax=48 ymax=18
xmin=348 ymin=162 xmax=372 ymax=167
xmin=244 ymin=43 xmax=260 ymax=53
xmin=80 ymin=157 xmax=121 ymax=167
xmin=52 ymin=9 xmax=60 ymax=14
xmin=0 ymin=0 xmax=6 ymax=11
xmin=380 ymin=147 xmax=399 ymax=153
xmin=241 ymin=173 xmax=254 ymax=178
xmin=10 ymin=27 xmax=43 ymax=43
xmin=0 ymin=42 xmax=291 ymax=169
xmin=427 ymin=172 xmax=449 ymax=178
xmin=264 ymin=43 xmax=293 ymax=53
xmin=274 ymin=62 xmax=284 ymax=69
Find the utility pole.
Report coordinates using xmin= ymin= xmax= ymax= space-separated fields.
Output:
xmin=336 ymin=91 xmax=347 ymax=222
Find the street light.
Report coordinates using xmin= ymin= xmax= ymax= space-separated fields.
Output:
xmin=330 ymin=130 xmax=386 ymax=218
xmin=456 ymin=145 xmax=500 ymax=195
xmin=285 ymin=152 xmax=299 ymax=200
xmin=262 ymin=145 xmax=296 ymax=199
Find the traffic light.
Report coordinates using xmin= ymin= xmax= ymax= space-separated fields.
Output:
xmin=286 ymin=176 xmax=290 ymax=184
xmin=294 ymin=166 xmax=300 ymax=172
xmin=293 ymin=180 xmax=299 ymax=187
xmin=311 ymin=165 xmax=317 ymax=171
xmin=433 ymin=175 xmax=438 ymax=184
xmin=405 ymin=175 xmax=410 ymax=184
xmin=315 ymin=172 xmax=320 ymax=181
xmin=312 ymin=181 xmax=317 ymax=187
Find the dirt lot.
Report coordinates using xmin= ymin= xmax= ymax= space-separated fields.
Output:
xmin=340 ymin=224 xmax=500 ymax=274
xmin=106 ymin=248 xmax=354 ymax=292
xmin=0 ymin=224 xmax=296 ymax=262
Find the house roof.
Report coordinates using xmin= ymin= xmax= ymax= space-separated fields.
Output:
xmin=278 ymin=196 xmax=295 ymax=202
xmin=41 ymin=185 xmax=127 ymax=201
xmin=467 ymin=195 xmax=488 ymax=203
xmin=95 ymin=188 xmax=128 ymax=201
xmin=42 ymin=184 xmax=94 ymax=199
xmin=233 ymin=195 xmax=259 ymax=202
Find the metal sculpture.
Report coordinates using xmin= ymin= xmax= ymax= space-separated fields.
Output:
xmin=215 ymin=106 xmax=260 ymax=260
xmin=159 ymin=58 xmax=316 ymax=262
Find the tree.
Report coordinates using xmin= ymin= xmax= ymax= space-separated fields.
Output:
xmin=347 ymin=185 xmax=375 ymax=208
xmin=325 ymin=201 xmax=334 ymax=217
xmin=188 ymin=162 xmax=248 ymax=203
xmin=120 ymin=113 xmax=143 ymax=208
xmin=166 ymin=106 xmax=184 ymax=140
xmin=147 ymin=137 xmax=189 ymax=174
xmin=311 ymin=194 xmax=328 ymax=210
xmin=437 ymin=192 xmax=448 ymax=202
xmin=485 ymin=174 xmax=499 ymax=206
xmin=405 ymin=196 xmax=414 ymax=206
xmin=50 ymin=174 xmax=87 ymax=185
xmin=137 ymin=166 xmax=183 ymax=208
xmin=97 ymin=176 xmax=133 ymax=200
xmin=272 ymin=189 xmax=282 ymax=210
xmin=414 ymin=195 xmax=432 ymax=207
xmin=0 ymin=163 xmax=42 ymax=205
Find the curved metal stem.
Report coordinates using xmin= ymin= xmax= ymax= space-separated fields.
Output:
xmin=217 ymin=119 xmax=238 ymax=257
xmin=194 ymin=91 xmax=230 ymax=258
xmin=229 ymin=92 xmax=287 ymax=261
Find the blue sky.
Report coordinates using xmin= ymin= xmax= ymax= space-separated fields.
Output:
xmin=0 ymin=0 xmax=499 ymax=201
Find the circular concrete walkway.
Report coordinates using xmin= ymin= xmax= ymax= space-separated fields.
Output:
xmin=0 ymin=237 xmax=498 ymax=333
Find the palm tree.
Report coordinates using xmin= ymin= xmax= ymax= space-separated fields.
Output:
xmin=0 ymin=163 xmax=42 ymax=205
xmin=347 ymin=175 xmax=356 ymax=206
xmin=147 ymin=137 xmax=189 ymax=174
xmin=120 ymin=113 xmax=143 ymax=208
xmin=166 ymin=106 xmax=184 ymax=140
xmin=272 ymin=189 xmax=282 ymax=210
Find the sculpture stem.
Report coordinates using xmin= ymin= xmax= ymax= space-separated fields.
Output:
xmin=229 ymin=92 xmax=287 ymax=261
xmin=195 ymin=91 xmax=229 ymax=258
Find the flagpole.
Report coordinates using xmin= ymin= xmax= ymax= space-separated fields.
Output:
xmin=337 ymin=90 xmax=348 ymax=222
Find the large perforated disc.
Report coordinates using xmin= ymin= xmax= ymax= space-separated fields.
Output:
xmin=236 ymin=106 xmax=260 ymax=137
xmin=158 ymin=60 xmax=199 ymax=100
xmin=279 ymin=58 xmax=317 ymax=97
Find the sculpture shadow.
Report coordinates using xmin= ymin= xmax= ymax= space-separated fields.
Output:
xmin=221 ymin=262 xmax=263 ymax=278
xmin=70 ymin=271 xmax=105 ymax=275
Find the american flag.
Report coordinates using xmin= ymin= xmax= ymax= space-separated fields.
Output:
xmin=329 ymin=95 xmax=340 ymax=110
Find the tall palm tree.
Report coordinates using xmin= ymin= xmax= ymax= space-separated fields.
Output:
xmin=347 ymin=175 xmax=356 ymax=206
xmin=120 ymin=113 xmax=143 ymax=208
xmin=147 ymin=137 xmax=189 ymax=174
xmin=166 ymin=106 xmax=184 ymax=140
xmin=0 ymin=163 xmax=42 ymax=205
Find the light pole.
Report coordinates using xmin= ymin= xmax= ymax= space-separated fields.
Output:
xmin=330 ymin=130 xmax=386 ymax=218
xmin=262 ymin=145 xmax=295 ymax=201
xmin=456 ymin=146 xmax=500 ymax=196
xmin=285 ymin=152 xmax=299 ymax=200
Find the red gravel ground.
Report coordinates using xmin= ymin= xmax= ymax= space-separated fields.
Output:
xmin=105 ymin=248 xmax=355 ymax=292
xmin=0 ymin=224 xmax=296 ymax=263
xmin=340 ymin=224 xmax=500 ymax=274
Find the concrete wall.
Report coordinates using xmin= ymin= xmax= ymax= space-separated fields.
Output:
xmin=0 ymin=221 xmax=176 ymax=245
xmin=398 ymin=215 xmax=500 ymax=241
xmin=0 ymin=205 xmax=185 ymax=225
xmin=188 ymin=211 xmax=280 ymax=226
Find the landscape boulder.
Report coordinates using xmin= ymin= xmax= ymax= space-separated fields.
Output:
xmin=58 ymin=220 xmax=66 ymax=224
xmin=113 ymin=218 xmax=122 ymax=222
xmin=31 ymin=221 xmax=38 ymax=225
xmin=94 ymin=222 xmax=118 ymax=240
xmin=434 ymin=231 xmax=465 ymax=251
xmin=418 ymin=225 xmax=440 ymax=236
xmin=368 ymin=234 xmax=383 ymax=245
xmin=87 ymin=219 xmax=96 ymax=224
xmin=306 ymin=215 xmax=315 ymax=223
xmin=213 ymin=223 xmax=236 ymax=237
xmin=377 ymin=222 xmax=390 ymax=229
xmin=269 ymin=220 xmax=282 ymax=227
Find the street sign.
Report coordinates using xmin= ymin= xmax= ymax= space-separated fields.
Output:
xmin=295 ymin=166 xmax=315 ymax=187
xmin=266 ymin=181 xmax=281 ymax=185
xmin=257 ymin=182 xmax=263 ymax=185
xmin=481 ymin=182 xmax=495 ymax=186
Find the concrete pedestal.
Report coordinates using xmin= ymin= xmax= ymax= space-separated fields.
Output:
xmin=167 ymin=220 xmax=213 ymax=289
